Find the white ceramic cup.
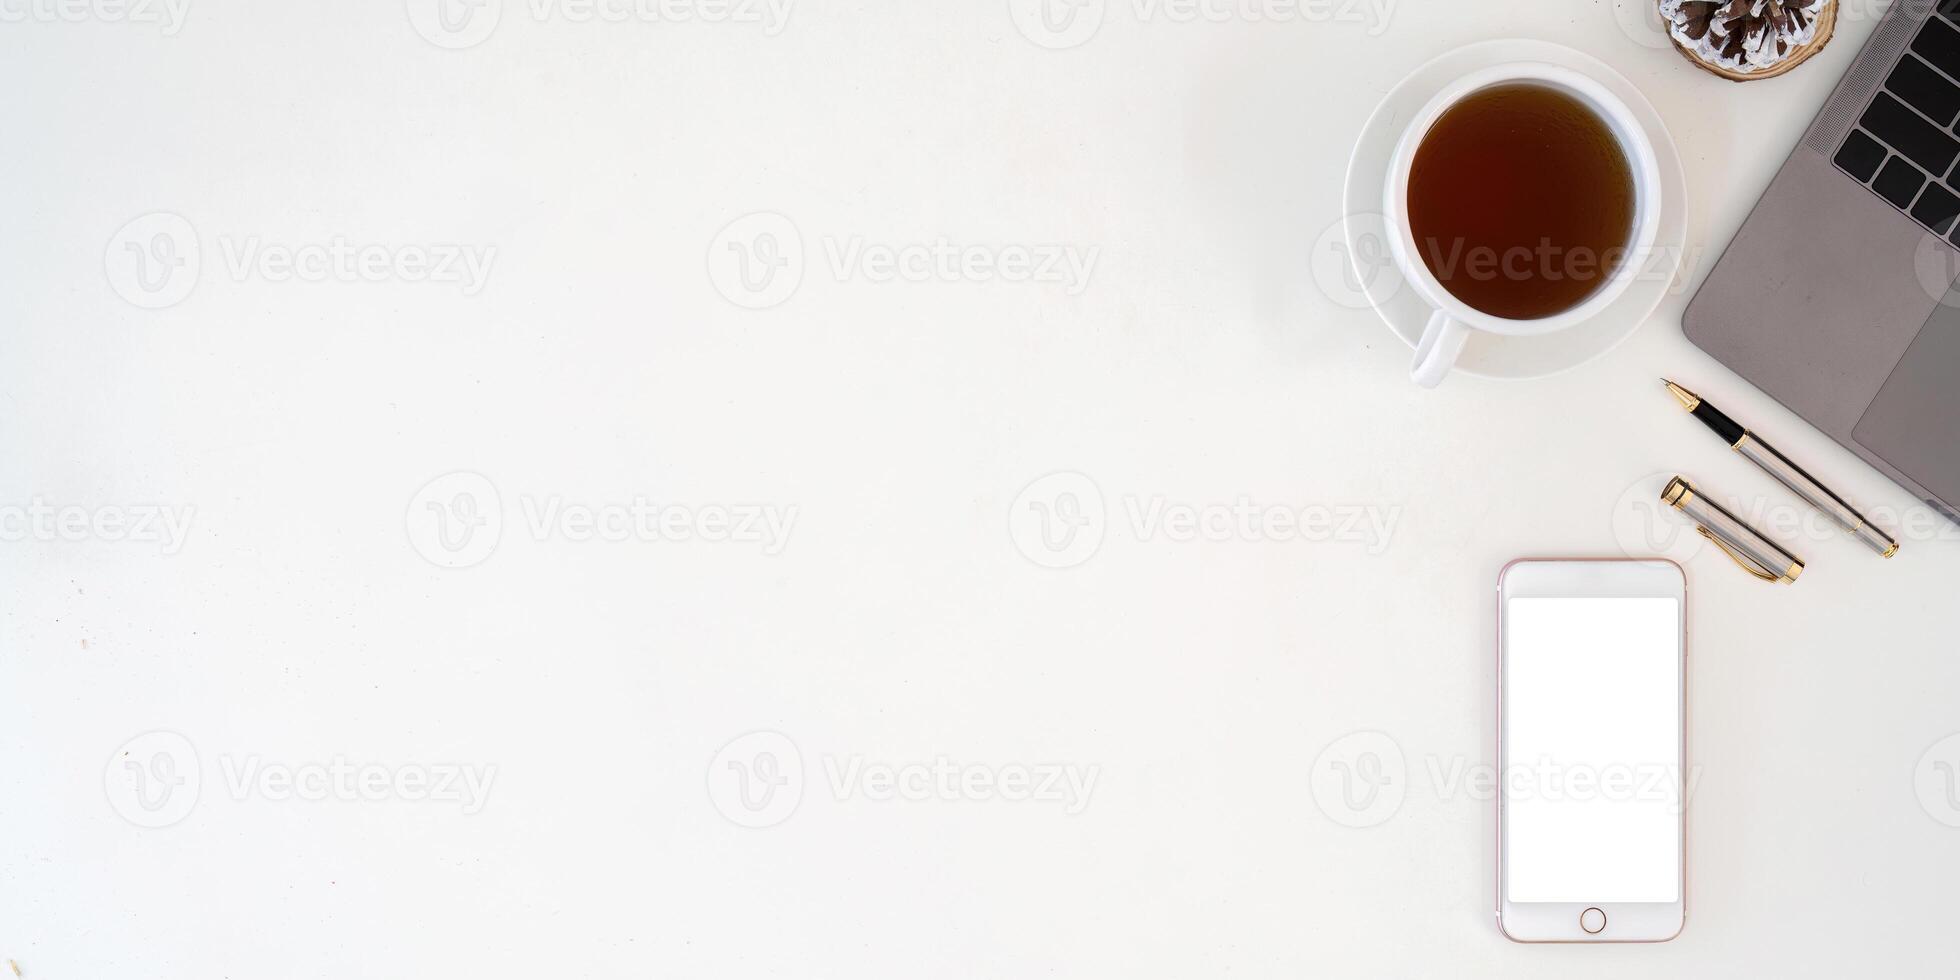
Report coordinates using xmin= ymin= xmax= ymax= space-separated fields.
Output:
xmin=1383 ymin=62 xmax=1662 ymax=388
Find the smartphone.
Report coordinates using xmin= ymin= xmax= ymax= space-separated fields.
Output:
xmin=1496 ymin=559 xmax=1686 ymax=943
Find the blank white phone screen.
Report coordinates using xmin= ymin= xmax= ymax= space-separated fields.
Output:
xmin=1504 ymin=596 xmax=1681 ymax=904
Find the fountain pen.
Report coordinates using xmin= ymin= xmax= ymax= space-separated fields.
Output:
xmin=1663 ymin=380 xmax=1898 ymax=558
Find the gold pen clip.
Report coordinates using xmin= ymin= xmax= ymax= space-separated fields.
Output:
xmin=1694 ymin=524 xmax=1779 ymax=581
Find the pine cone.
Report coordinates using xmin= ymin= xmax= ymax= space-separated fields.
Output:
xmin=1660 ymin=0 xmax=1835 ymax=81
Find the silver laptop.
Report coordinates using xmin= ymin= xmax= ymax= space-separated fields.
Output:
xmin=1684 ymin=0 xmax=1960 ymax=524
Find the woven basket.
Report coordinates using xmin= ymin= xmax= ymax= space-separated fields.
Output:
xmin=1666 ymin=0 xmax=1837 ymax=82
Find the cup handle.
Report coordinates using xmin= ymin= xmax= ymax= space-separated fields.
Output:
xmin=1410 ymin=309 xmax=1469 ymax=388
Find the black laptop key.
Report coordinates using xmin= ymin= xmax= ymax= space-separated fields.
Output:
xmin=1913 ymin=183 xmax=1960 ymax=234
xmin=1941 ymin=0 xmax=1960 ymax=27
xmin=1860 ymin=92 xmax=1960 ymax=176
xmin=1887 ymin=54 xmax=1960 ymax=126
xmin=1912 ymin=15 xmax=1960 ymax=80
xmin=1836 ymin=129 xmax=1888 ymax=181
xmin=1874 ymin=156 xmax=1926 ymax=209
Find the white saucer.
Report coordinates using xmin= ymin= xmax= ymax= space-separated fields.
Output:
xmin=1343 ymin=39 xmax=1689 ymax=380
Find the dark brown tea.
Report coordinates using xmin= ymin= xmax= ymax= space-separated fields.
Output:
xmin=1406 ymin=83 xmax=1635 ymax=320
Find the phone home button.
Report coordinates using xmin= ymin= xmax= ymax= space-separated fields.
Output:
xmin=1580 ymin=908 xmax=1607 ymax=935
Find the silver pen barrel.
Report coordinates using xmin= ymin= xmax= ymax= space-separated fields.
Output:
xmin=1733 ymin=433 xmax=1899 ymax=558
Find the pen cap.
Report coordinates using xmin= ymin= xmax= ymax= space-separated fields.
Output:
xmin=1662 ymin=476 xmax=1805 ymax=584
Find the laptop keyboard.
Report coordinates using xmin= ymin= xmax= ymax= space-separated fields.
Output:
xmin=1834 ymin=2 xmax=1960 ymax=240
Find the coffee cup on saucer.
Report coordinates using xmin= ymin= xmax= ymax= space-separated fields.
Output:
xmin=1382 ymin=62 xmax=1663 ymax=388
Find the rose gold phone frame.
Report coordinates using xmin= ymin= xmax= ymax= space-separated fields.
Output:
xmin=1494 ymin=557 xmax=1688 ymax=943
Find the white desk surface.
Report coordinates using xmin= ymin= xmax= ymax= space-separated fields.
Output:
xmin=5 ymin=1 xmax=1959 ymax=976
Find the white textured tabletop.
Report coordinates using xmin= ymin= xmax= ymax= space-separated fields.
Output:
xmin=3 ymin=1 xmax=1956 ymax=976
